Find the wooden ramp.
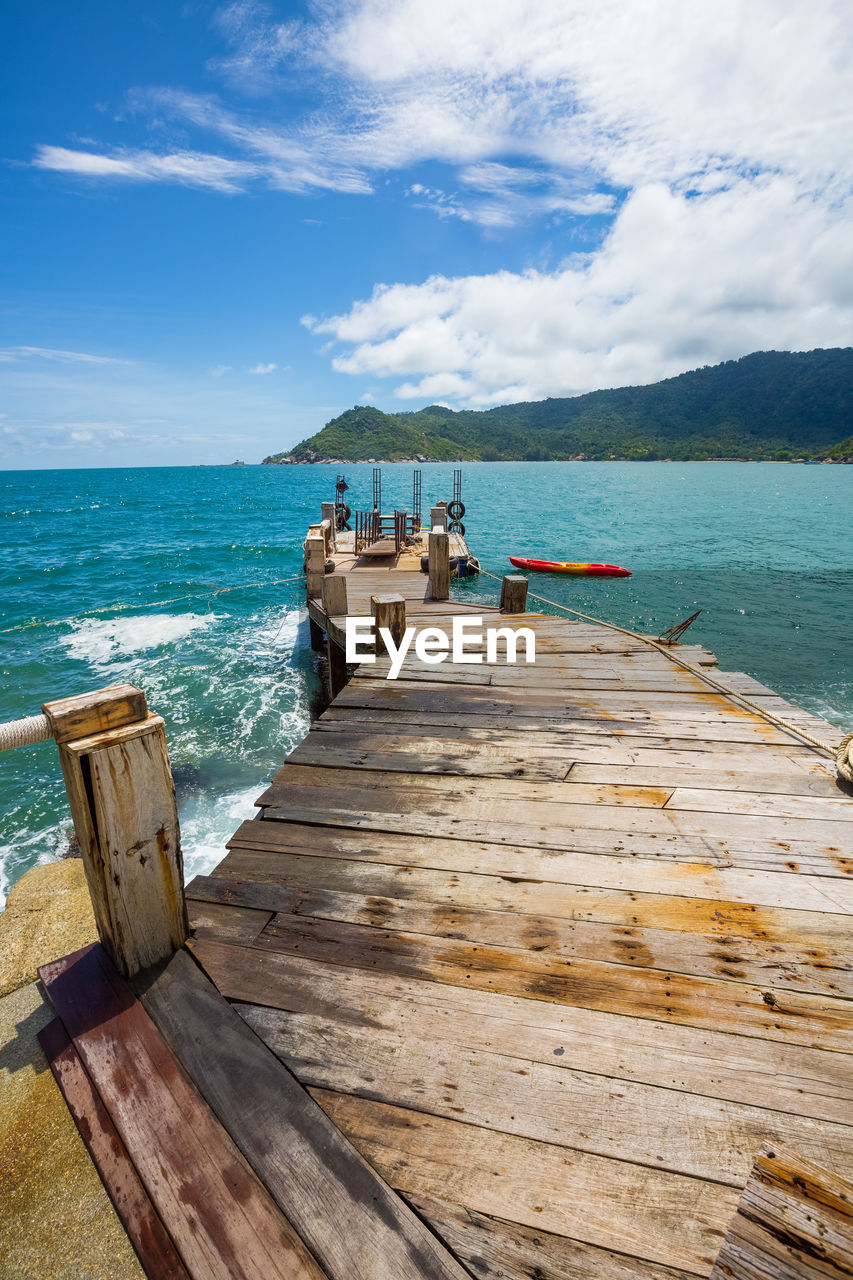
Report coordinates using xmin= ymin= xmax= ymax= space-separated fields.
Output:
xmin=182 ymin=532 xmax=853 ymax=1280
xmin=38 ymin=942 xmax=467 ymax=1280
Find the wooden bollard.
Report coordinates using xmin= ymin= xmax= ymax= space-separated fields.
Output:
xmin=322 ymin=575 xmax=349 ymax=697
xmin=429 ymin=529 xmax=450 ymax=601
xmin=304 ymin=534 xmax=325 ymax=600
xmin=500 ymin=574 xmax=528 ymax=614
xmin=371 ymin=594 xmax=406 ymax=656
xmin=321 ymin=502 xmax=337 ymax=551
xmin=42 ymin=684 xmax=187 ymax=978
xmin=322 ymin=574 xmax=348 ymax=617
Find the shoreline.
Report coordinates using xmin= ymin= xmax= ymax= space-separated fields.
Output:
xmin=261 ymin=455 xmax=852 ymax=465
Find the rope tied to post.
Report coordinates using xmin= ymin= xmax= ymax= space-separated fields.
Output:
xmin=476 ymin=566 xmax=851 ymax=781
xmin=0 ymin=713 xmax=52 ymax=752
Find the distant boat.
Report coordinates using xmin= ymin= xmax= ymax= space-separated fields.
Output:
xmin=509 ymin=556 xmax=632 ymax=577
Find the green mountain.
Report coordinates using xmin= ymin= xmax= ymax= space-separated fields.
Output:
xmin=262 ymin=349 xmax=853 ymax=463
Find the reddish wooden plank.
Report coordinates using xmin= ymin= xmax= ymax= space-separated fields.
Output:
xmin=37 ymin=1016 xmax=191 ymax=1280
xmin=39 ymin=944 xmax=327 ymax=1280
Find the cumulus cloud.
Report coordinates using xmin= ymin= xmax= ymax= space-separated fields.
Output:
xmin=30 ymin=0 xmax=853 ymax=402
xmin=307 ymin=177 xmax=853 ymax=404
xmin=249 ymin=362 xmax=277 ymax=374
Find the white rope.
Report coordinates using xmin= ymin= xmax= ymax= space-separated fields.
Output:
xmin=838 ymin=733 xmax=853 ymax=785
xmin=478 ymin=567 xmax=849 ymax=773
xmin=0 ymin=714 xmax=52 ymax=752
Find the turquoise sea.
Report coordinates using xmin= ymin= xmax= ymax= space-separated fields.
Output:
xmin=1 ymin=462 xmax=851 ymax=905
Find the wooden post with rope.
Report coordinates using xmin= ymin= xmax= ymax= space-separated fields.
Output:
xmin=41 ymin=683 xmax=187 ymax=978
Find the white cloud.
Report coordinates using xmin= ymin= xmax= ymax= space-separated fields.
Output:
xmin=307 ymin=177 xmax=853 ymax=404
xmin=34 ymin=144 xmax=262 ymax=194
xmin=33 ymin=3 xmax=853 ymax=217
xmin=34 ymin=3 xmax=853 ymax=209
xmin=29 ymin=0 xmax=853 ymax=404
xmin=0 ymin=345 xmax=130 ymax=365
xmin=249 ymin=362 xmax=277 ymax=374
xmin=209 ymin=364 xmax=232 ymax=377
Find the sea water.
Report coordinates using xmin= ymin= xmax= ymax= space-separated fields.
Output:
xmin=1 ymin=461 xmax=851 ymax=904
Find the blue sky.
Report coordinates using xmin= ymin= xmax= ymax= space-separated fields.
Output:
xmin=2 ymin=1 xmax=852 ymax=467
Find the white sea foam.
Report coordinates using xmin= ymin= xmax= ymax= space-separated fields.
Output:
xmin=178 ymin=784 xmax=264 ymax=883
xmin=1 ymin=605 xmax=313 ymax=904
xmin=63 ymin=612 xmax=215 ymax=666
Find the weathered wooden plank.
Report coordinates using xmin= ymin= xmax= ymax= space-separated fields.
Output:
xmin=313 ymin=709 xmax=824 ymax=767
xmin=223 ymin=822 xmax=853 ymax=915
xmin=243 ymin=1004 xmax=853 ymax=1186
xmin=405 ymin=1193 xmax=695 ymax=1280
xmin=258 ymin=797 xmax=853 ymax=885
xmin=710 ymin=1143 xmax=853 ymax=1279
xmin=139 ymin=950 xmax=469 ymax=1280
xmin=37 ymin=1017 xmax=191 ymax=1280
xmin=288 ymin=733 xmax=572 ymax=780
xmin=291 ymin=730 xmax=838 ymax=794
xmin=318 ymin=701 xmax=820 ymax=746
xmin=669 ymin=786 xmax=853 ymax=823
xmin=187 ymin=898 xmax=272 ymax=944
xmin=43 ymin=682 xmax=149 ymax=743
xmin=188 ymin=870 xmax=853 ymax=997
xmin=263 ymin=764 xmax=676 ymax=811
xmin=567 ymin=761 xmax=840 ymax=796
xmin=39 ymin=944 xmax=328 ymax=1280
xmin=270 ymin=758 xmax=849 ymax=815
xmin=193 ymin=939 xmax=853 ymax=1126
xmin=254 ymin=913 xmax=853 ymax=1051
xmin=310 ymin=1089 xmax=736 ymax=1276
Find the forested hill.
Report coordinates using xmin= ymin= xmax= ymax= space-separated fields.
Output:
xmin=263 ymin=349 xmax=853 ymax=463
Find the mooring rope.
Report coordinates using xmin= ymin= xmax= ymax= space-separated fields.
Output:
xmin=477 ymin=567 xmax=848 ymax=771
xmin=0 ymin=574 xmax=306 ymax=635
xmin=0 ymin=714 xmax=52 ymax=752
xmin=837 ymin=733 xmax=853 ymax=784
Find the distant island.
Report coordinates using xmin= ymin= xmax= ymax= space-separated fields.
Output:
xmin=263 ymin=349 xmax=853 ymax=464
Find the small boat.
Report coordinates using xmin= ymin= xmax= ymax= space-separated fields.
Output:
xmin=508 ymin=556 xmax=632 ymax=577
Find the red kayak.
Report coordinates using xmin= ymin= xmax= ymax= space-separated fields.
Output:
xmin=509 ymin=556 xmax=632 ymax=577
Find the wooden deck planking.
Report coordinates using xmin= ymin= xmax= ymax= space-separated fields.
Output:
xmin=188 ymin=530 xmax=852 ymax=1279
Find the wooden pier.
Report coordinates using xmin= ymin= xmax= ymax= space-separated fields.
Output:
xmin=31 ymin=495 xmax=853 ymax=1279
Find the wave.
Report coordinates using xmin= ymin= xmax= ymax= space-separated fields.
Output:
xmin=62 ymin=611 xmax=216 ymax=665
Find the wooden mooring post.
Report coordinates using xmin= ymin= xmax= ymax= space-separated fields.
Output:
xmin=428 ymin=529 xmax=450 ymax=601
xmin=322 ymin=575 xmax=349 ymax=698
xmin=320 ymin=502 xmax=337 ymax=550
xmin=371 ymin=594 xmax=406 ymax=656
xmin=500 ymin=574 xmax=528 ymax=614
xmin=42 ymin=683 xmax=187 ymax=978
